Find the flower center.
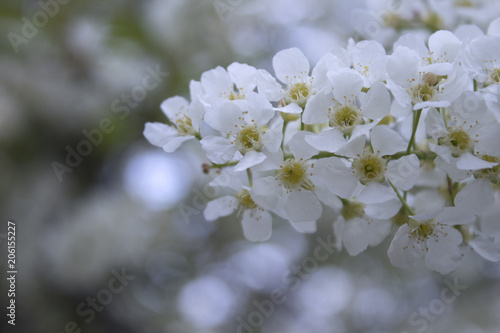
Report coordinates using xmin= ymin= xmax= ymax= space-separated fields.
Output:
xmin=438 ymin=127 xmax=473 ymax=157
xmin=408 ymin=218 xmax=437 ymax=241
xmin=411 ymin=73 xmax=440 ymax=103
xmin=329 ymin=105 xmax=362 ymax=134
xmin=176 ymin=116 xmax=197 ymax=136
xmin=485 ymin=68 xmax=500 ymax=87
xmin=276 ymin=159 xmax=314 ymax=191
xmin=341 ymin=200 xmax=365 ymax=220
xmin=236 ymin=189 xmax=257 ymax=210
xmin=473 ymin=155 xmax=500 ymax=181
xmin=228 ymin=91 xmax=245 ymax=100
xmin=286 ymin=82 xmax=311 ymax=109
xmin=235 ymin=125 xmax=263 ymax=154
xmin=352 ymin=152 xmax=387 ymax=185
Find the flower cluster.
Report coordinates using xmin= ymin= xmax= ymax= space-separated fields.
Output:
xmin=145 ymin=19 xmax=500 ymax=274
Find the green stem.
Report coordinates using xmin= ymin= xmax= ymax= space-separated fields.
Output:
xmin=247 ymin=168 xmax=253 ymax=187
xmin=473 ymin=79 xmax=478 ymax=92
xmin=210 ymin=161 xmax=238 ymax=169
xmin=388 ymin=180 xmax=416 ymax=215
xmin=281 ymin=119 xmax=288 ymax=159
xmin=310 ymin=151 xmax=350 ymax=160
xmin=447 ymin=176 xmax=455 ymax=206
xmin=406 ymin=108 xmax=423 ymax=154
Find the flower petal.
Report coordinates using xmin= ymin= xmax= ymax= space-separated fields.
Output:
xmin=143 ymin=122 xmax=178 ymax=147
xmin=371 ymin=125 xmax=407 ymax=156
xmin=273 ymin=48 xmax=310 ymax=84
xmin=242 ymin=209 xmax=272 ymax=242
xmin=387 ymin=154 xmax=420 ymax=191
xmin=425 ymin=227 xmax=463 ymax=274
xmin=361 ymin=82 xmax=391 ymax=119
xmin=388 ymin=224 xmax=425 ymax=269
xmin=204 ymin=195 xmax=238 ymax=221
xmin=200 ymin=136 xmax=238 ymax=164
xmin=286 ymin=190 xmax=322 ymax=223
xmin=161 ymin=96 xmax=190 ymax=121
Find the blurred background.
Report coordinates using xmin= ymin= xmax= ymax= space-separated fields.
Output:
xmin=1 ymin=0 xmax=500 ymax=332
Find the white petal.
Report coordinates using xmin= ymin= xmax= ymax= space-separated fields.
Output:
xmin=370 ymin=125 xmax=407 ymax=156
xmin=425 ymin=227 xmax=463 ymax=274
xmin=262 ymin=117 xmax=284 ymax=153
xmin=200 ymin=66 xmax=233 ymax=98
xmin=387 ymin=154 xmax=420 ymax=191
xmin=454 ymin=179 xmax=494 ymax=214
xmin=288 ymin=131 xmax=319 ymax=160
xmin=365 ymin=199 xmax=402 ymax=220
xmin=434 ymin=156 xmax=471 ymax=182
xmin=428 ymin=30 xmax=462 ymax=64
xmin=394 ymin=34 xmax=428 ymax=58
xmin=361 ymin=82 xmax=391 ymax=119
xmin=286 ymin=191 xmax=322 ymax=223
xmin=456 ymin=152 xmax=498 ymax=170
xmin=333 ymin=217 xmax=345 ymax=252
xmin=204 ymin=101 xmax=245 ymax=133
xmin=227 ymin=62 xmax=257 ymax=92
xmin=328 ymin=70 xmax=363 ymax=105
xmin=470 ymin=235 xmax=500 ymax=262
xmin=289 ymin=220 xmax=317 ymax=233
xmin=388 ymin=224 xmax=425 ymax=269
xmin=250 ymin=177 xmax=280 ymax=211
xmin=343 ymin=217 xmax=391 ymax=256
xmin=273 ymin=48 xmax=310 ymax=84
xmin=312 ymin=157 xmax=357 ymax=198
xmin=204 ymin=196 xmax=238 ymax=221
xmin=358 ymin=182 xmax=397 ymax=204
xmin=314 ymin=185 xmax=342 ymax=210
xmin=488 ymin=17 xmax=500 ymax=36
xmin=454 ymin=24 xmax=484 ymax=41
xmin=387 ymin=46 xmax=420 ymax=89
xmin=275 ymin=103 xmax=303 ymax=114
xmin=241 ymin=209 xmax=272 ymax=242
xmin=234 ymin=151 xmax=267 ymax=172
xmin=425 ymin=107 xmax=447 ymax=140
xmin=188 ymin=98 xmax=205 ymax=131
xmin=302 ymin=91 xmax=331 ymax=124
xmin=161 ymin=96 xmax=190 ymax=121
xmin=246 ymin=92 xmax=275 ymax=127
xmin=304 ymin=128 xmax=346 ymax=153
xmin=336 ymin=134 xmax=366 ymax=158
xmin=200 ymin=136 xmax=238 ymax=164
xmin=143 ymin=122 xmax=177 ymax=147
xmin=435 ymin=207 xmax=476 ymax=226
xmin=162 ymin=136 xmax=195 ymax=153
xmin=256 ymin=69 xmax=283 ymax=102
xmin=311 ymin=53 xmax=342 ymax=90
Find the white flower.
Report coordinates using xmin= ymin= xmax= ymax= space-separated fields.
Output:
xmin=330 ymin=39 xmax=388 ymax=87
xmin=467 ymin=190 xmax=500 ymax=262
xmin=322 ymin=126 xmax=420 ymax=204
xmin=203 ymin=169 xmax=272 ymax=242
xmin=199 ymin=62 xmax=257 ymax=105
xmin=333 ymin=198 xmax=400 ymax=256
xmin=467 ymin=34 xmax=500 ymax=87
xmin=200 ymin=94 xmax=282 ymax=171
xmin=388 ymin=207 xmax=475 ymax=274
xmin=302 ymin=69 xmax=391 ymax=138
xmin=426 ymin=92 xmax=500 ymax=174
xmin=144 ymin=96 xmax=204 ymax=152
xmin=250 ymin=132 xmax=353 ymax=230
xmin=387 ymin=45 xmax=468 ymax=112
xmin=256 ymin=47 xmax=339 ymax=115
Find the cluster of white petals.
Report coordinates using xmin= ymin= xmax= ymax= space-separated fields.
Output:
xmin=145 ymin=19 xmax=500 ymax=274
